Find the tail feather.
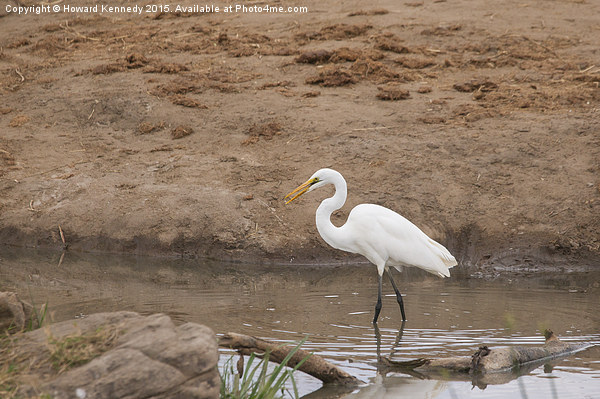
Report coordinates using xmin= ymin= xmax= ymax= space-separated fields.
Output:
xmin=428 ymin=238 xmax=457 ymax=277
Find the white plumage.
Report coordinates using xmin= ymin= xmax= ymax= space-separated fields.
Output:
xmin=285 ymin=168 xmax=457 ymax=323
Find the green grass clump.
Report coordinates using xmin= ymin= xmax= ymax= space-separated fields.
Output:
xmin=28 ymin=302 xmax=49 ymax=332
xmin=220 ymin=339 xmax=309 ymax=399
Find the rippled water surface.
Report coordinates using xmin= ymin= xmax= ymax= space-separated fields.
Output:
xmin=1 ymin=248 xmax=599 ymax=398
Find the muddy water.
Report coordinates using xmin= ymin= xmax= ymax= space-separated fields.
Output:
xmin=1 ymin=248 xmax=599 ymax=398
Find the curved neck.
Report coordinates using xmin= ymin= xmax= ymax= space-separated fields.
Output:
xmin=315 ymin=175 xmax=347 ymax=250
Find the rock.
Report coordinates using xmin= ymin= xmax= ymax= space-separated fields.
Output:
xmin=14 ymin=311 xmax=219 ymax=399
xmin=0 ymin=291 xmax=35 ymax=333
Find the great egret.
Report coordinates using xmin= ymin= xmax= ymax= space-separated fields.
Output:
xmin=284 ymin=168 xmax=457 ymax=323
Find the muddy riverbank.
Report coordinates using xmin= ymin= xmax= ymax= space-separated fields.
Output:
xmin=1 ymin=0 xmax=599 ymax=267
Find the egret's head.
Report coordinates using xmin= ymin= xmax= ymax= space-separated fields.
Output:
xmin=284 ymin=168 xmax=337 ymax=204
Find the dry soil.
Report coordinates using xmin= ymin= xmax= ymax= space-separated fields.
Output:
xmin=1 ymin=0 xmax=599 ymax=270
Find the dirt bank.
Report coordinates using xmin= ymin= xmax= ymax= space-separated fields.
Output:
xmin=1 ymin=0 xmax=599 ymax=268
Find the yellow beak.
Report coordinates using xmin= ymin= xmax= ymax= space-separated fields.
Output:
xmin=284 ymin=178 xmax=316 ymax=204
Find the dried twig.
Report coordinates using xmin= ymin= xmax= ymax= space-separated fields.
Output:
xmin=548 ymin=207 xmax=570 ymax=217
xmin=352 ymin=125 xmax=402 ymax=132
xmin=28 ymin=200 xmax=40 ymax=212
xmin=14 ymin=69 xmax=25 ymax=82
xmin=579 ymin=65 xmax=598 ymax=74
xmin=59 ymin=22 xmax=100 ymax=41
xmin=58 ymin=225 xmax=66 ymax=246
xmin=18 ymin=159 xmax=90 ymax=179
xmin=57 ymin=251 xmax=66 ymax=267
xmin=512 ymin=34 xmax=562 ymax=59
xmin=256 ymin=198 xmax=283 ymax=224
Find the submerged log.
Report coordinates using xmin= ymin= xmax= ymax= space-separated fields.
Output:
xmin=221 ymin=330 xmax=592 ymax=387
xmin=219 ymin=332 xmax=360 ymax=385
xmin=382 ymin=330 xmax=591 ymax=375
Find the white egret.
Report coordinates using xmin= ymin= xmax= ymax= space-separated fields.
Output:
xmin=284 ymin=168 xmax=457 ymax=323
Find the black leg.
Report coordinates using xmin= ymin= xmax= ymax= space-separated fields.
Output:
xmin=373 ymin=274 xmax=383 ymax=324
xmin=374 ymin=323 xmax=382 ymax=361
xmin=387 ymin=270 xmax=406 ymax=321
xmin=388 ymin=320 xmax=407 ymax=360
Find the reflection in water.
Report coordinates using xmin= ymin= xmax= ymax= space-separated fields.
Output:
xmin=0 ymin=247 xmax=599 ymax=398
xmin=343 ymin=323 xmax=451 ymax=399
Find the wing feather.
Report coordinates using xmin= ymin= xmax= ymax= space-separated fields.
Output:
xmin=344 ymin=204 xmax=457 ymax=277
